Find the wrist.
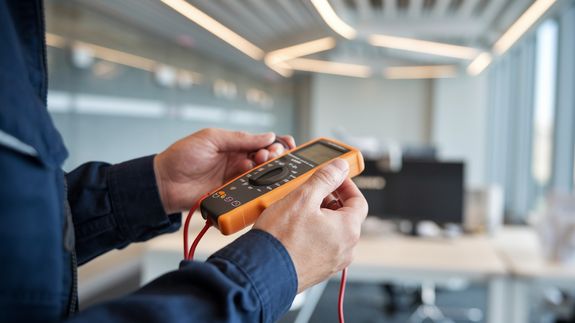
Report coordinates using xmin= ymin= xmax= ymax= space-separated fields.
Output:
xmin=153 ymin=154 xmax=176 ymax=214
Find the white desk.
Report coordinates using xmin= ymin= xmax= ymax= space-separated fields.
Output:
xmin=492 ymin=226 xmax=575 ymax=323
xmin=142 ymin=216 xmax=508 ymax=323
xmin=349 ymin=233 xmax=508 ymax=323
xmin=351 ymin=233 xmax=506 ymax=282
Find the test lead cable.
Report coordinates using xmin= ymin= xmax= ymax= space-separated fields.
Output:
xmin=187 ymin=219 xmax=212 ymax=260
xmin=338 ymin=268 xmax=347 ymax=323
xmin=183 ymin=194 xmax=210 ymax=260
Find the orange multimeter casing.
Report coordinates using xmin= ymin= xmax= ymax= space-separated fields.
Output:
xmin=200 ymin=137 xmax=365 ymax=235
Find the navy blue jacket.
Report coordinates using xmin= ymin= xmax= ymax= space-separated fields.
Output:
xmin=0 ymin=1 xmax=297 ymax=322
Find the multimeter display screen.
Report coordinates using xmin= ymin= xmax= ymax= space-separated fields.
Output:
xmin=294 ymin=142 xmax=346 ymax=165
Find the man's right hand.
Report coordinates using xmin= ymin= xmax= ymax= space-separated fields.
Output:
xmin=253 ymin=159 xmax=368 ymax=293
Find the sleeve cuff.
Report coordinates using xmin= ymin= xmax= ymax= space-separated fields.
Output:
xmin=107 ymin=155 xmax=181 ymax=242
xmin=208 ymin=229 xmax=298 ymax=322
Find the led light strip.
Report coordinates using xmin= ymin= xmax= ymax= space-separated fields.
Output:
xmin=369 ymin=34 xmax=479 ymax=60
xmin=310 ymin=0 xmax=357 ymax=39
xmin=46 ymin=33 xmax=67 ymax=48
xmin=265 ymin=37 xmax=336 ymax=65
xmin=467 ymin=52 xmax=492 ymax=76
xmin=75 ymin=42 xmax=157 ymax=71
xmin=161 ymin=0 xmax=264 ymax=60
xmin=265 ymin=37 xmax=336 ymax=77
xmin=46 ymin=33 xmax=202 ymax=81
xmin=493 ymin=0 xmax=557 ymax=55
xmin=384 ymin=65 xmax=458 ymax=79
xmin=286 ymin=58 xmax=371 ymax=78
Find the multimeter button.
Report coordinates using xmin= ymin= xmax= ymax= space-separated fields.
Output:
xmin=249 ymin=165 xmax=290 ymax=186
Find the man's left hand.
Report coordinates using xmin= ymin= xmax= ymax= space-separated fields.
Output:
xmin=153 ymin=128 xmax=295 ymax=213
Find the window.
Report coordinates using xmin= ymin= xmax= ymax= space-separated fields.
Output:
xmin=531 ymin=20 xmax=558 ymax=189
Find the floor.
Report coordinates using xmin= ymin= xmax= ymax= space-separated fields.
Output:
xmin=280 ymin=281 xmax=487 ymax=323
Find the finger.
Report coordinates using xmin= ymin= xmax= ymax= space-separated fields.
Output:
xmin=334 ymin=178 xmax=363 ymax=203
xmin=277 ymin=135 xmax=296 ymax=149
xmin=253 ymin=149 xmax=270 ymax=165
xmin=210 ymin=129 xmax=276 ymax=152
xmin=238 ymin=159 xmax=255 ymax=174
xmin=334 ymin=179 xmax=369 ymax=224
xmin=267 ymin=143 xmax=285 ymax=159
xmin=299 ymin=159 xmax=349 ymax=205
xmin=321 ymin=193 xmax=343 ymax=210
xmin=321 ymin=193 xmax=336 ymax=208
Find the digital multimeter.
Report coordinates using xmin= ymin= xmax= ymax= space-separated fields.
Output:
xmin=200 ymin=137 xmax=365 ymax=235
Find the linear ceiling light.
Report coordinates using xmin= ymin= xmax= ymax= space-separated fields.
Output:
xmin=369 ymin=34 xmax=479 ymax=60
xmin=265 ymin=37 xmax=336 ymax=77
xmin=384 ymin=65 xmax=458 ymax=79
xmin=267 ymin=62 xmax=293 ymax=78
xmin=76 ymin=42 xmax=157 ymax=71
xmin=493 ymin=0 xmax=557 ymax=55
xmin=286 ymin=58 xmax=371 ymax=78
xmin=265 ymin=37 xmax=336 ymax=65
xmin=310 ymin=0 xmax=357 ymax=39
xmin=161 ymin=0 xmax=264 ymax=60
xmin=467 ymin=52 xmax=492 ymax=76
xmin=46 ymin=33 xmax=203 ymax=82
xmin=46 ymin=33 xmax=67 ymax=48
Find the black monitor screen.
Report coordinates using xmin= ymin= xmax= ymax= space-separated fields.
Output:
xmin=354 ymin=159 xmax=464 ymax=225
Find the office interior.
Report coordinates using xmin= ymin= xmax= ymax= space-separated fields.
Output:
xmin=42 ymin=0 xmax=575 ymax=322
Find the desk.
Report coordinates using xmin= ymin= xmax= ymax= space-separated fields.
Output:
xmin=493 ymin=226 xmax=575 ymax=323
xmin=142 ymin=216 xmax=508 ymax=323
xmin=349 ymin=234 xmax=508 ymax=323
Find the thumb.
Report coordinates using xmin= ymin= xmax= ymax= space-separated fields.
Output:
xmin=299 ymin=159 xmax=349 ymax=205
xmin=211 ymin=129 xmax=275 ymax=152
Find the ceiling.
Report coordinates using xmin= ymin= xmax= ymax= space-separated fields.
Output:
xmin=72 ymin=0 xmax=546 ymax=78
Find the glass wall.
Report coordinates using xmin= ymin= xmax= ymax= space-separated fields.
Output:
xmin=45 ymin=0 xmax=296 ymax=170
xmin=531 ymin=19 xmax=559 ymax=198
xmin=486 ymin=2 xmax=575 ymax=222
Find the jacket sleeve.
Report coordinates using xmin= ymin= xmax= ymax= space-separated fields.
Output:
xmin=65 ymin=155 xmax=181 ymax=265
xmin=67 ymin=229 xmax=298 ymax=323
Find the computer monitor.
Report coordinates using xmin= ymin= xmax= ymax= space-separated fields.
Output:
xmin=354 ymin=159 xmax=465 ymax=226
xmin=401 ymin=146 xmax=437 ymax=161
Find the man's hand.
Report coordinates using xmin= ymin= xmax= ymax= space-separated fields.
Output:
xmin=154 ymin=128 xmax=295 ymax=213
xmin=253 ymin=159 xmax=368 ymax=293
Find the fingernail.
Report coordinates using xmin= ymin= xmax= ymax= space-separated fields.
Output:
xmin=331 ymin=159 xmax=349 ymax=172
